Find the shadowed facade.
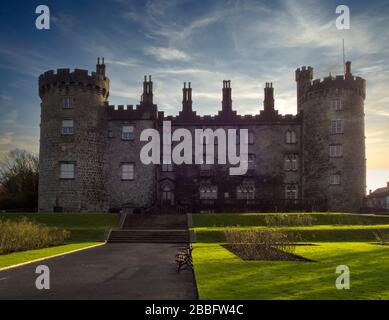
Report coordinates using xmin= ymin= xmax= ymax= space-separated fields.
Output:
xmin=38 ymin=59 xmax=366 ymax=213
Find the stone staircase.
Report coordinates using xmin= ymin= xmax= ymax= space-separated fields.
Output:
xmin=107 ymin=214 xmax=191 ymax=244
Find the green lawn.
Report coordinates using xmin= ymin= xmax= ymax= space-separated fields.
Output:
xmin=193 ymin=212 xmax=389 ymax=227
xmin=193 ymin=242 xmax=389 ymax=299
xmin=0 ymin=242 xmax=101 ymax=269
xmin=192 ymin=213 xmax=389 ymax=242
xmin=191 ymin=212 xmax=389 ymax=299
xmin=0 ymin=213 xmax=118 ymax=269
xmin=0 ymin=213 xmax=119 ymax=242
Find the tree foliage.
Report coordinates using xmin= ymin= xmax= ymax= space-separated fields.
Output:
xmin=0 ymin=149 xmax=39 ymax=210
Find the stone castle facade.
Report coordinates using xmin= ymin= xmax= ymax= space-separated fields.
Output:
xmin=38 ymin=59 xmax=366 ymax=213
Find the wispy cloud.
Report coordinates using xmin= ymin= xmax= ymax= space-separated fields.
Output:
xmin=1 ymin=0 xmax=389 ymax=187
xmin=144 ymin=46 xmax=190 ymax=61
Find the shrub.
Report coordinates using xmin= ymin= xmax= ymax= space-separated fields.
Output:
xmin=264 ymin=214 xmax=316 ymax=227
xmin=374 ymin=230 xmax=389 ymax=245
xmin=0 ymin=217 xmax=70 ymax=254
xmin=224 ymin=229 xmax=299 ymax=260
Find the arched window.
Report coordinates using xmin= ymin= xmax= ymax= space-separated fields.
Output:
xmin=162 ymin=185 xmax=173 ymax=200
xmin=285 ymin=184 xmax=298 ymax=200
xmin=161 ymin=183 xmax=174 ymax=205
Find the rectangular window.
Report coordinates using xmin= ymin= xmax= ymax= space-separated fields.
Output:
xmin=237 ymin=184 xmax=255 ymax=200
xmin=60 ymin=163 xmax=74 ymax=179
xmin=285 ymin=155 xmax=298 ymax=171
xmin=330 ymin=120 xmax=343 ymax=134
xmin=286 ymin=131 xmax=297 ymax=144
xmin=329 ymin=145 xmax=343 ymax=157
xmin=121 ymin=163 xmax=134 ymax=180
xmin=199 ymin=154 xmax=213 ymax=171
xmin=162 ymin=163 xmax=174 ymax=172
xmin=62 ymin=119 xmax=74 ymax=135
xmin=199 ymin=185 xmax=218 ymax=200
xmin=62 ymin=97 xmax=74 ymax=109
xmin=332 ymin=99 xmax=343 ymax=111
xmin=248 ymin=154 xmax=256 ymax=169
xmin=248 ymin=132 xmax=255 ymax=144
xmin=122 ymin=126 xmax=134 ymax=140
xmin=330 ymin=174 xmax=341 ymax=185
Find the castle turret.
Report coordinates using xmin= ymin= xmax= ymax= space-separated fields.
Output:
xmin=295 ymin=66 xmax=313 ymax=112
xmin=38 ymin=58 xmax=110 ymax=212
xmin=300 ymin=61 xmax=366 ymax=212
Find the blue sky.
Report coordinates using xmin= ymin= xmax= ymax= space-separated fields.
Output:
xmin=1 ymin=0 xmax=389 ymax=191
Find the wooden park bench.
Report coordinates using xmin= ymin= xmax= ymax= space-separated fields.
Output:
xmin=175 ymin=244 xmax=193 ymax=272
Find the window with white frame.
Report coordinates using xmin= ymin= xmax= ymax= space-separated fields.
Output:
xmin=285 ymin=184 xmax=298 ymax=200
xmin=285 ymin=154 xmax=298 ymax=171
xmin=62 ymin=119 xmax=74 ymax=135
xmin=286 ymin=130 xmax=297 ymax=144
xmin=329 ymin=145 xmax=343 ymax=157
xmin=62 ymin=97 xmax=74 ymax=109
xmin=199 ymin=185 xmax=218 ymax=199
xmin=332 ymin=99 xmax=343 ymax=111
xmin=330 ymin=120 xmax=343 ymax=134
xmin=330 ymin=174 xmax=341 ymax=185
xmin=122 ymin=126 xmax=134 ymax=140
xmin=237 ymin=184 xmax=255 ymax=200
xmin=121 ymin=163 xmax=134 ymax=180
xmin=60 ymin=163 xmax=75 ymax=179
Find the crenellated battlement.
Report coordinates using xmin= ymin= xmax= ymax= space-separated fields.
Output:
xmin=298 ymin=62 xmax=366 ymax=104
xmin=303 ymin=74 xmax=366 ymax=101
xmin=295 ymin=66 xmax=313 ymax=82
xmin=162 ymin=112 xmax=300 ymax=125
xmin=107 ymin=104 xmax=158 ymax=120
xmin=39 ymin=62 xmax=110 ymax=99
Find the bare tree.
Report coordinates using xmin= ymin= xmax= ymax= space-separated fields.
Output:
xmin=0 ymin=149 xmax=39 ymax=210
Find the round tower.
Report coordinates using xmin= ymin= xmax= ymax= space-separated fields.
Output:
xmin=299 ymin=62 xmax=366 ymax=212
xmin=38 ymin=58 xmax=110 ymax=212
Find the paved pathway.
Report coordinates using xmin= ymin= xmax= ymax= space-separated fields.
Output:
xmin=0 ymin=243 xmax=197 ymax=300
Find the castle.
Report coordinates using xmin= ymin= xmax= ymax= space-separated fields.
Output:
xmin=38 ymin=59 xmax=366 ymax=213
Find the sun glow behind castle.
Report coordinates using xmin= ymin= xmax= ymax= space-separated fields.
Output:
xmin=140 ymin=121 xmax=249 ymax=175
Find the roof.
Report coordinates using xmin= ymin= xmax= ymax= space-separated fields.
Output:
xmin=368 ymin=185 xmax=389 ymax=198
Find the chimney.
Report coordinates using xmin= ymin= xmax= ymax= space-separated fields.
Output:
xmin=222 ymin=80 xmax=232 ymax=113
xmin=264 ymin=82 xmax=275 ymax=113
xmin=96 ymin=57 xmax=106 ymax=76
xmin=345 ymin=61 xmax=352 ymax=79
xmin=141 ymin=75 xmax=153 ymax=105
xmin=182 ymin=82 xmax=193 ymax=114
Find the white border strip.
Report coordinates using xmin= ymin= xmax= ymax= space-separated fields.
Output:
xmin=0 ymin=242 xmax=106 ymax=272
